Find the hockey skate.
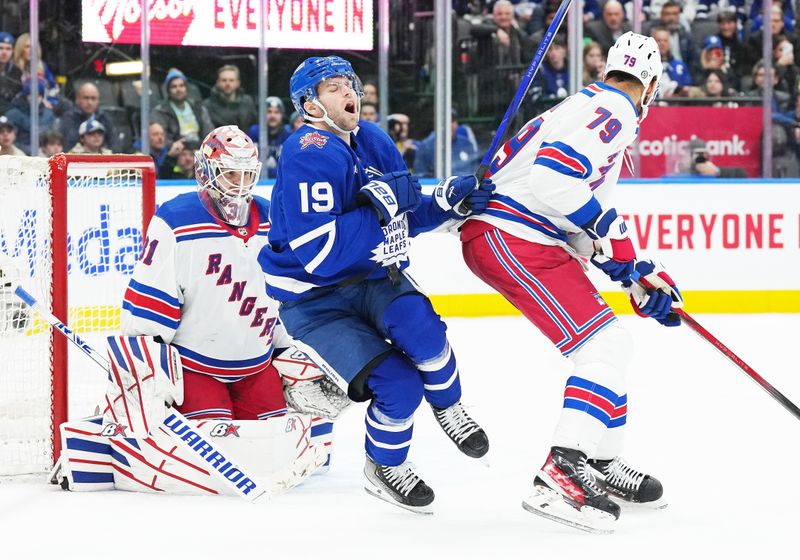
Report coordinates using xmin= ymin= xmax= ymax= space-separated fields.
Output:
xmin=431 ymin=402 xmax=489 ymax=459
xmin=283 ymin=377 xmax=351 ymax=420
xmin=363 ymin=456 xmax=434 ymax=514
xmin=522 ymin=447 xmax=620 ymax=534
xmin=587 ymin=456 xmax=667 ymax=509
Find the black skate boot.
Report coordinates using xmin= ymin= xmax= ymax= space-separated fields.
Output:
xmin=363 ymin=456 xmax=435 ymax=514
xmin=431 ymin=402 xmax=489 ymax=458
xmin=522 ymin=446 xmax=621 ymax=534
xmin=587 ymin=456 xmax=666 ymax=509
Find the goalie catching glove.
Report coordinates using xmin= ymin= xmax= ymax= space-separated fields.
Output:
xmin=272 ymin=347 xmax=351 ymax=420
xmin=621 ymin=259 xmax=684 ymax=327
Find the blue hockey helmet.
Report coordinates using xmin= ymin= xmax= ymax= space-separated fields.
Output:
xmin=290 ymin=56 xmax=363 ymax=119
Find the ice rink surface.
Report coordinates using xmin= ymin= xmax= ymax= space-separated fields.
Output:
xmin=3 ymin=314 xmax=799 ymax=559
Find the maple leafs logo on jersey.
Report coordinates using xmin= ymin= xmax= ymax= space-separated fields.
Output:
xmin=299 ymin=131 xmax=328 ymax=150
xmin=370 ymin=216 xmax=411 ymax=268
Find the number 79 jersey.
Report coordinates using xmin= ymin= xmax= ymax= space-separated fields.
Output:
xmin=463 ymin=82 xmax=640 ymax=249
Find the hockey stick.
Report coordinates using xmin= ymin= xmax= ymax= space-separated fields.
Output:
xmin=474 ymin=0 xmax=573 ymax=180
xmin=675 ymin=308 xmax=800 ymax=423
xmin=1 ymin=263 xmax=271 ymax=503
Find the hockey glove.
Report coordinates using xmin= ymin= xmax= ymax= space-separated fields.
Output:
xmin=358 ymin=171 xmax=422 ymax=226
xmin=434 ymin=175 xmax=496 ymax=218
xmin=584 ymin=208 xmax=636 ymax=282
xmin=622 ymin=260 xmax=684 ymax=327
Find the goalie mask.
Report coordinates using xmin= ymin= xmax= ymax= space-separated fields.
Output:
xmin=604 ymin=31 xmax=663 ymax=120
xmin=195 ymin=126 xmax=262 ymax=227
xmin=289 ymin=56 xmax=364 ymax=134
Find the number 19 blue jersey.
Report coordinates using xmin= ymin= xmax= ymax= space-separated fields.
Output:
xmin=261 ymin=121 xmax=448 ymax=301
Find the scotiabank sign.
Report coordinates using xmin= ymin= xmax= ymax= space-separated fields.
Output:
xmin=633 ymin=106 xmax=762 ymax=178
xmin=82 ymin=0 xmax=374 ymax=50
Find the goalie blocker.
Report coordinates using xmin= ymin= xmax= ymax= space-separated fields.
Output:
xmin=52 ymin=335 xmax=336 ymax=496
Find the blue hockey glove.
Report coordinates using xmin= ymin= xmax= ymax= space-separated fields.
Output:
xmin=434 ymin=175 xmax=496 ymax=218
xmin=622 ymin=259 xmax=684 ymax=327
xmin=590 ymin=252 xmax=636 ymax=283
xmin=358 ymin=171 xmax=422 ymax=225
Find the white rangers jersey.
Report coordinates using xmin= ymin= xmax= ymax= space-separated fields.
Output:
xmin=463 ymin=82 xmax=639 ymax=252
xmin=121 ymin=192 xmax=279 ymax=381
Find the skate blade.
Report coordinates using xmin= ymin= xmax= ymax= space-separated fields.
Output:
xmin=363 ymin=485 xmax=433 ymax=515
xmin=522 ymin=486 xmax=616 ymax=535
xmin=616 ymin=497 xmax=668 ymax=511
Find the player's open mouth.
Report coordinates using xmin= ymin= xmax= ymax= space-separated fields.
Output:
xmin=344 ymin=102 xmax=356 ymax=114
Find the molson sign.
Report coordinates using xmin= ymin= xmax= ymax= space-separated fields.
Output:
xmin=82 ymin=0 xmax=374 ymax=50
xmin=630 ymin=106 xmax=762 ymax=178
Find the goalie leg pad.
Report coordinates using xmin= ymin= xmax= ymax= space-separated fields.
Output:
xmin=56 ymin=414 xmax=326 ymax=496
xmin=54 ymin=417 xmax=115 ymax=491
xmin=310 ymin=417 xmax=335 ymax=473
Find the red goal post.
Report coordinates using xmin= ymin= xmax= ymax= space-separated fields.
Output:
xmin=0 ymin=154 xmax=156 ymax=475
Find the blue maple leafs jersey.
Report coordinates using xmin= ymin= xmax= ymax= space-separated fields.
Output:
xmin=260 ymin=121 xmax=448 ymax=301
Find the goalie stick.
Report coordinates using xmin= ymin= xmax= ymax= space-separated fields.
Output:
xmin=2 ymin=261 xmax=272 ymax=503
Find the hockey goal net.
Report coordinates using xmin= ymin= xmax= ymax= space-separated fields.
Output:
xmin=0 ymin=154 xmax=156 ymax=476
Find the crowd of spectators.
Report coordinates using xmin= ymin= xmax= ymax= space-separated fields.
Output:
xmin=3 ymin=0 xmax=800 ymax=177
xmin=456 ymin=0 xmax=800 ymax=175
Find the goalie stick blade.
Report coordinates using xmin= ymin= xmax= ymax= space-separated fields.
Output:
xmin=522 ymin=486 xmax=616 ymax=535
xmin=363 ymin=484 xmax=434 ymax=515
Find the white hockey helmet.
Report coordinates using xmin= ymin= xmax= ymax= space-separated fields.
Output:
xmin=604 ymin=31 xmax=663 ymax=118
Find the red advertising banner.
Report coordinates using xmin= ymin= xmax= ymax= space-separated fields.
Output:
xmin=82 ymin=0 xmax=374 ymax=50
xmin=626 ymin=106 xmax=762 ymax=178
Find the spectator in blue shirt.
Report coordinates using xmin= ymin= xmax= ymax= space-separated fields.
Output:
xmin=533 ymin=35 xmax=569 ymax=97
xmin=4 ymin=78 xmax=54 ymax=154
xmin=413 ymin=110 xmax=480 ymax=178
xmin=652 ymin=26 xmax=692 ymax=97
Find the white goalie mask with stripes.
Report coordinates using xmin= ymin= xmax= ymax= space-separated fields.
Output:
xmin=195 ymin=126 xmax=262 ymax=227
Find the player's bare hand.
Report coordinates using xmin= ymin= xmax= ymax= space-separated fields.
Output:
xmin=168 ymin=139 xmax=185 ymax=158
xmin=496 ymin=28 xmax=510 ymax=47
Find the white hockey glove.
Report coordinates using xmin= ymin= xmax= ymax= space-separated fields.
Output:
xmin=273 ymin=347 xmax=351 ymax=420
xmin=104 ymin=335 xmax=184 ymax=434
